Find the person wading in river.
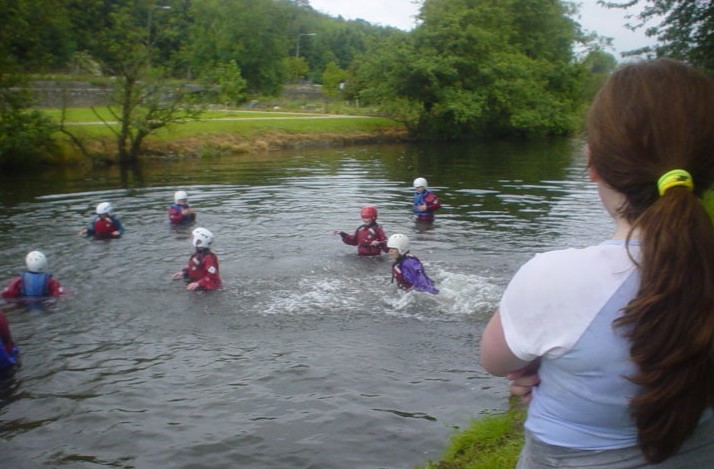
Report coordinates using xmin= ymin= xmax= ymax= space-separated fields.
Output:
xmin=172 ymin=227 xmax=222 ymax=291
xmin=168 ymin=190 xmax=196 ymax=225
xmin=412 ymin=177 xmax=441 ymax=222
xmin=2 ymin=251 xmax=64 ymax=299
xmin=78 ymin=202 xmax=124 ymax=239
xmin=388 ymin=234 xmax=438 ymax=294
xmin=334 ymin=204 xmax=389 ymax=256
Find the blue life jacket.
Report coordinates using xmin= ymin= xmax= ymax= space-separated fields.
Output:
xmin=20 ymin=272 xmax=51 ymax=297
xmin=0 ymin=338 xmax=18 ymax=370
xmin=169 ymin=203 xmax=196 ymax=224
xmin=413 ymin=191 xmax=430 ymax=217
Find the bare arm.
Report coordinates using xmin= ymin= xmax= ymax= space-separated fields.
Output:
xmin=480 ymin=309 xmax=532 ymax=376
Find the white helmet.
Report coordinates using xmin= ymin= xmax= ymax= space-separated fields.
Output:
xmin=26 ymin=251 xmax=48 ymax=272
xmin=192 ymin=227 xmax=214 ymax=248
xmin=96 ymin=202 xmax=112 ymax=215
xmin=174 ymin=190 xmax=188 ymax=204
xmin=413 ymin=177 xmax=428 ymax=189
xmin=387 ymin=234 xmax=410 ymax=255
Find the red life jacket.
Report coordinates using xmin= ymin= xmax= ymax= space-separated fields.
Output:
xmin=391 ymin=255 xmax=417 ymax=290
xmin=340 ymin=223 xmax=387 ymax=255
xmin=184 ymin=250 xmax=221 ymax=290
xmin=94 ymin=217 xmax=119 ymax=239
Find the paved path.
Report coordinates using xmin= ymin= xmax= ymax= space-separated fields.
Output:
xmin=64 ymin=111 xmax=372 ymax=126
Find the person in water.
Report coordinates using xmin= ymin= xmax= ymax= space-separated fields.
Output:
xmin=334 ymin=204 xmax=389 ymax=256
xmin=172 ymin=227 xmax=222 ymax=291
xmin=387 ymin=234 xmax=438 ymax=294
xmin=0 ymin=310 xmax=19 ymax=370
xmin=78 ymin=202 xmax=124 ymax=239
xmin=1 ymin=251 xmax=64 ymax=299
xmin=168 ymin=190 xmax=196 ymax=225
xmin=412 ymin=177 xmax=441 ymax=222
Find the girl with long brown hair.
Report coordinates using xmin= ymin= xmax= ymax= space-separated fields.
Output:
xmin=481 ymin=58 xmax=714 ymax=467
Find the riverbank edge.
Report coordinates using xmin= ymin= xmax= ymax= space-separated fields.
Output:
xmin=57 ymin=126 xmax=412 ymax=165
xmin=154 ymin=127 xmax=412 ymax=157
xmin=422 ymin=401 xmax=525 ymax=468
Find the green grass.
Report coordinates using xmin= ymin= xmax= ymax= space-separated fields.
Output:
xmin=422 ymin=401 xmax=525 ymax=469
xmin=39 ymin=101 xmax=405 ymax=164
xmin=57 ymin=116 xmax=398 ymax=140
xmin=49 ymin=107 xmax=401 ymax=141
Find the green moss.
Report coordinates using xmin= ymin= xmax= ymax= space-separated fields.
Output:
xmin=423 ymin=399 xmax=525 ymax=469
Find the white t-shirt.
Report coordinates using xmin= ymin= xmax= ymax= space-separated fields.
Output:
xmin=500 ymin=240 xmax=643 ymax=449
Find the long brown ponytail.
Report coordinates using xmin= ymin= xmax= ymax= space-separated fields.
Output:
xmin=588 ymin=58 xmax=714 ymax=463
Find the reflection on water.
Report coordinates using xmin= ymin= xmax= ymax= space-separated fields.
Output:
xmin=0 ymin=139 xmax=613 ymax=468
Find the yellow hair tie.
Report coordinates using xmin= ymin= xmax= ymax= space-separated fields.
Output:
xmin=658 ymin=169 xmax=694 ymax=196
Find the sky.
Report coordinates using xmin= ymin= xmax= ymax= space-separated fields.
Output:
xmin=307 ymin=0 xmax=657 ymax=58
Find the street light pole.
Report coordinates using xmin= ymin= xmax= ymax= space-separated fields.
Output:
xmin=295 ymin=33 xmax=317 ymax=59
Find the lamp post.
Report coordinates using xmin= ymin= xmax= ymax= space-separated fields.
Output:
xmin=147 ymin=4 xmax=172 ymax=60
xmin=295 ymin=33 xmax=317 ymax=59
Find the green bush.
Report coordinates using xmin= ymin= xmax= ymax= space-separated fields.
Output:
xmin=0 ymin=81 xmax=59 ymax=169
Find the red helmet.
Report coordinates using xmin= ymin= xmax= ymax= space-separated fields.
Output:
xmin=360 ymin=205 xmax=378 ymax=219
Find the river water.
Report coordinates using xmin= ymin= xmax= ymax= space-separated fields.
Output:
xmin=0 ymin=139 xmax=613 ymax=468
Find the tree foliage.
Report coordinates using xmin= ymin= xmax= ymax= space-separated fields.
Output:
xmin=351 ymin=0 xmax=585 ymax=139
xmin=6 ymin=0 xmax=701 ymax=152
xmin=0 ymin=75 xmax=58 ymax=169
xmin=284 ymin=57 xmax=309 ymax=81
xmin=185 ymin=0 xmax=289 ymax=96
xmin=200 ymin=60 xmax=248 ymax=107
xmin=0 ymin=2 xmax=61 ymax=168
xmin=321 ymin=62 xmax=346 ymax=101
xmin=601 ymin=0 xmax=714 ymax=74
xmin=66 ymin=1 xmax=202 ymax=165
xmin=580 ymin=48 xmax=618 ymax=100
xmin=0 ymin=0 xmax=76 ymax=72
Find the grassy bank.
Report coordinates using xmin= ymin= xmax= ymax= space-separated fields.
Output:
xmin=423 ymin=400 xmax=525 ymax=469
xmin=50 ymin=107 xmax=408 ymax=163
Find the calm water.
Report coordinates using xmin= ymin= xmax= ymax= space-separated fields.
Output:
xmin=0 ymin=140 xmax=613 ymax=468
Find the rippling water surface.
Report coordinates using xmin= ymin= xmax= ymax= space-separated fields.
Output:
xmin=0 ymin=140 xmax=613 ymax=468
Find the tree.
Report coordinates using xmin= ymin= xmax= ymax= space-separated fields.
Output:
xmin=0 ymin=74 xmax=58 ymax=169
xmin=580 ymin=48 xmax=617 ymax=101
xmin=321 ymin=61 xmax=346 ymax=100
xmin=200 ymin=60 xmax=248 ymax=107
xmin=601 ymin=0 xmax=714 ymax=73
xmin=352 ymin=0 xmax=585 ymax=139
xmin=284 ymin=57 xmax=309 ymax=81
xmin=0 ymin=0 xmax=62 ymax=169
xmin=185 ymin=0 xmax=290 ymax=95
xmin=0 ymin=0 xmax=77 ymax=71
xmin=77 ymin=1 xmax=201 ymax=165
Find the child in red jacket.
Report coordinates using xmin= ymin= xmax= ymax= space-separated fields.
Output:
xmin=334 ymin=205 xmax=389 ymax=256
xmin=172 ymin=227 xmax=221 ymax=290
xmin=2 ymin=251 xmax=64 ymax=299
xmin=168 ymin=190 xmax=196 ymax=225
xmin=78 ymin=202 xmax=124 ymax=239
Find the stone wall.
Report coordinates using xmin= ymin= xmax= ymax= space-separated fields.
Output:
xmin=31 ymin=80 xmax=113 ymax=108
xmin=29 ymin=80 xmax=325 ymax=108
xmin=283 ymin=82 xmax=324 ymax=100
